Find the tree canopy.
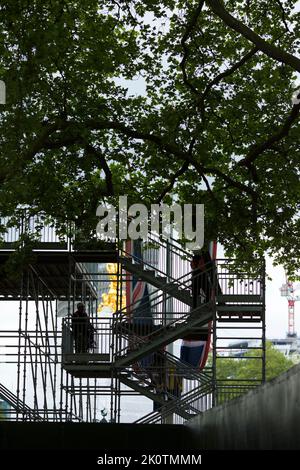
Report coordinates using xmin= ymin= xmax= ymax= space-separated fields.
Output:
xmin=0 ymin=1 xmax=300 ymax=273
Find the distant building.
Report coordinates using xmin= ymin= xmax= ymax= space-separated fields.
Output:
xmin=226 ymin=339 xmax=261 ymax=358
xmin=226 ymin=337 xmax=300 ymax=364
xmin=270 ymin=336 xmax=300 ymax=363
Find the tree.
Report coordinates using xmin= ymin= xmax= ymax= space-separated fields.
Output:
xmin=215 ymin=341 xmax=294 ymax=382
xmin=0 ymin=1 xmax=299 ymax=273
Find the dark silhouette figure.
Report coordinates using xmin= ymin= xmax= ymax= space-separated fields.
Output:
xmin=152 ymin=352 xmax=167 ymax=412
xmin=191 ymin=252 xmax=212 ymax=309
xmin=72 ymin=303 xmax=94 ymax=353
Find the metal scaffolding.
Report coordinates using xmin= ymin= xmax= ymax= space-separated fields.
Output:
xmin=0 ymin=214 xmax=266 ymax=424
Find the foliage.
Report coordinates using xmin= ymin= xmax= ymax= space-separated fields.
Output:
xmin=213 ymin=341 xmax=294 ymax=382
xmin=0 ymin=1 xmax=300 ymax=273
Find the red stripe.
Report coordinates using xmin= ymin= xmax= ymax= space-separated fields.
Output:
xmin=133 ymin=282 xmax=144 ymax=307
xmin=199 ymin=241 xmax=217 ymax=369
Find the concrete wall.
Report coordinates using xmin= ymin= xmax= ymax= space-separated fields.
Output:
xmin=0 ymin=422 xmax=198 ymax=450
xmin=187 ymin=363 xmax=300 ymax=449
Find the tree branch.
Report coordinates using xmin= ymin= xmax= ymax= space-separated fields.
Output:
xmin=275 ymin=0 xmax=290 ymax=32
xmin=84 ymin=144 xmax=114 ymax=195
xmin=206 ymin=0 xmax=300 ymax=72
xmin=200 ymin=45 xmax=259 ymax=105
xmin=187 ymin=154 xmax=258 ymax=199
xmin=24 ymin=118 xmax=258 ymax=199
xmin=202 ymin=164 xmax=258 ymax=199
xmin=180 ymin=1 xmax=205 ymax=97
xmin=23 ymin=119 xmax=68 ymax=161
xmin=201 ymin=172 xmax=218 ymax=202
xmin=239 ymin=100 xmax=300 ymax=167
xmin=155 ymin=161 xmax=189 ymax=204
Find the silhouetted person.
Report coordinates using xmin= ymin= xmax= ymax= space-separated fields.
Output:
xmin=72 ymin=303 xmax=94 ymax=353
xmin=152 ymin=352 xmax=167 ymax=412
xmin=191 ymin=252 xmax=212 ymax=309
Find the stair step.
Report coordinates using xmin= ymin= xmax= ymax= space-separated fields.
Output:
xmin=217 ymin=305 xmax=262 ymax=312
xmin=144 ymin=270 xmax=156 ymax=276
xmin=156 ymin=276 xmax=167 ymax=283
xmin=123 ymin=375 xmax=193 ymax=421
xmin=217 ymin=294 xmax=262 ymax=303
xmin=217 ymin=318 xmax=262 ymax=323
xmin=62 ymin=364 xmax=113 ymax=378
xmin=63 ymin=353 xmax=110 ymax=363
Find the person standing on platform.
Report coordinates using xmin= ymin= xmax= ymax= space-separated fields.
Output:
xmin=72 ymin=302 xmax=94 ymax=353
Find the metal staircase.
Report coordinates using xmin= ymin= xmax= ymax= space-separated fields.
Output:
xmin=57 ymin=230 xmax=265 ymax=423
xmin=120 ymin=256 xmax=193 ymax=306
xmin=118 ymin=351 xmax=214 ymax=423
xmin=0 ymin=381 xmax=44 ymax=421
xmin=113 ymin=246 xmax=265 ymax=422
xmin=120 ymin=233 xmax=193 ymax=305
xmin=110 ymin=258 xmax=215 ymax=423
xmin=114 ymin=303 xmax=213 ymax=367
xmin=134 ymin=381 xmax=213 ymax=424
xmin=101 ymin=237 xmax=214 ymax=423
xmin=119 ymin=375 xmax=191 ymax=421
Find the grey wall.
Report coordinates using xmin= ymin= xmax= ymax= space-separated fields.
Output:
xmin=0 ymin=422 xmax=198 ymax=450
xmin=187 ymin=363 xmax=300 ymax=449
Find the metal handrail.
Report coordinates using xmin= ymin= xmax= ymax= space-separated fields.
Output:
xmin=135 ymin=381 xmax=214 ymax=424
xmin=115 ymin=261 xmax=215 ymax=324
xmin=121 ymin=358 xmax=213 ymax=422
xmin=120 ymin=246 xmax=193 ymax=292
xmin=0 ymin=382 xmax=44 ymax=421
xmin=146 ymin=231 xmax=193 ymax=260
xmin=0 ymin=213 xmax=70 ymax=251
xmin=115 ymin=303 xmax=212 ymax=360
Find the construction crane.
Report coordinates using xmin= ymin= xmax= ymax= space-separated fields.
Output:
xmin=280 ymin=277 xmax=300 ymax=338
